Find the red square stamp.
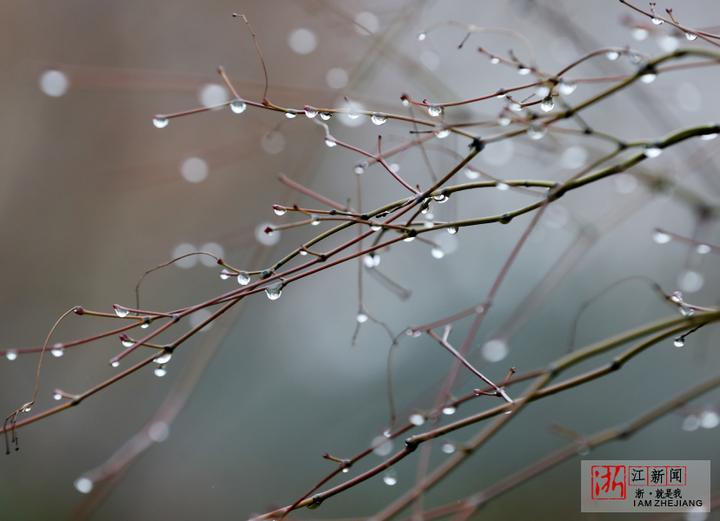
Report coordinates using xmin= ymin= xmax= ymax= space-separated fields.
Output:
xmin=591 ymin=465 xmax=627 ymax=500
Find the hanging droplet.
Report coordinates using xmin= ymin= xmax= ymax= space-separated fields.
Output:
xmin=427 ymin=105 xmax=443 ymax=117
xmin=490 ymin=56 xmax=500 ymax=65
xmin=682 ymin=414 xmax=700 ymax=431
xmin=230 ymin=99 xmax=247 ymax=114
xmin=673 ymin=337 xmax=686 ymax=348
xmin=273 ymin=205 xmax=286 ymax=216
xmin=433 ymin=193 xmax=449 ymax=203
xmin=447 ymin=226 xmax=458 ymax=235
xmin=606 ymin=50 xmax=620 ymax=61
xmin=304 ymin=106 xmax=318 ymax=118
xmin=465 ymin=167 xmax=480 ymax=179
xmin=441 ymin=442 xmax=455 ymax=454
xmin=342 ymin=467 xmax=350 ymax=473
xmin=434 ymin=128 xmax=450 ymax=139
xmin=237 ymin=272 xmax=251 ymax=286
xmin=74 ymin=477 xmax=94 ymax=494
xmin=5 ymin=350 xmax=18 ymax=361
xmin=152 ymin=116 xmax=169 ymax=129
xmin=417 ymin=32 xmax=427 ymax=41
xmin=310 ymin=215 xmax=320 ymax=226
xmin=409 ymin=413 xmax=425 ymax=426
xmin=517 ymin=66 xmax=531 ymax=75
xmin=685 ymin=32 xmax=698 ymax=41
xmin=113 ymin=305 xmax=129 ymax=318
xmin=265 ymin=281 xmax=283 ymax=301
xmin=141 ymin=320 xmax=150 ymax=329
xmin=319 ymin=112 xmax=332 ymax=121
xmin=640 ymin=72 xmax=657 ymax=84
xmin=370 ymin=224 xmax=382 ymax=232
xmin=497 ymin=116 xmax=511 ymax=127
xmin=324 ymin=137 xmax=337 ymax=148
xmin=576 ymin=443 xmax=591 ymax=456
xmin=363 ymin=253 xmax=381 ymax=268
xmin=347 ymin=110 xmax=360 ymax=120
xmin=284 ymin=111 xmax=297 ymax=119
xmin=51 ymin=343 xmax=64 ymax=358
xmin=700 ymin=410 xmax=720 ymax=429
xmin=111 ymin=360 xmax=120 ymax=368
xmin=121 ymin=337 xmax=134 ymax=348
xmin=644 ymin=145 xmax=662 ymax=158
xmin=496 ymin=182 xmax=510 ymax=191
xmin=442 ymin=406 xmax=456 ymax=416
xmin=527 ymin=124 xmax=546 ymax=140
xmin=632 ymin=27 xmax=649 ymax=40
xmin=403 ymin=235 xmax=415 ymax=243
xmin=53 ymin=392 xmax=62 ymax=401
xmin=372 ymin=435 xmax=393 ymax=456
xmin=696 ymin=244 xmax=711 ymax=255
xmin=371 ymin=113 xmax=387 ymax=126
xmin=651 ymin=17 xmax=663 ymax=25
xmin=540 ymin=97 xmax=555 ymax=112
xmin=154 ymin=352 xmax=172 ymax=364
xmin=558 ymin=81 xmax=577 ymax=95
xmin=382 ymin=470 xmax=398 ymax=486
xmin=354 ymin=162 xmax=366 ymax=175
xmin=701 ymin=133 xmax=718 ymax=141
xmin=356 ymin=312 xmax=368 ymax=323
xmin=219 ymin=269 xmax=234 ymax=280
xmin=652 ymin=230 xmax=671 ymax=244
xmin=154 ymin=365 xmax=167 ymax=377
xmin=535 ymin=85 xmax=550 ymax=98
xmin=508 ymin=101 xmax=522 ymax=112
xmin=431 ymin=247 xmax=445 ymax=259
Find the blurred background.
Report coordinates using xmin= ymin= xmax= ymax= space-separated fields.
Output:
xmin=1 ymin=0 xmax=719 ymax=519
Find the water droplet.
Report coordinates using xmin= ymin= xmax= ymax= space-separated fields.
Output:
xmin=409 ymin=414 xmax=425 ymax=426
xmin=288 ymin=27 xmax=317 ymax=55
xmin=219 ymin=269 xmax=233 ymax=280
xmin=39 ymin=69 xmax=69 ymax=97
xmin=356 ymin=312 xmax=368 ymax=323
xmin=696 ymin=244 xmax=711 ymax=255
xmin=261 ymin=130 xmax=286 ymax=155
xmin=540 ymin=97 xmax=554 ymax=112
xmin=354 ymin=162 xmax=366 ymax=175
xmin=497 ymin=116 xmax=511 ymax=127
xmin=673 ymin=337 xmax=685 ymax=348
xmin=403 ymin=235 xmax=415 ymax=243
xmin=576 ymin=443 xmax=590 ymax=456
xmin=154 ymin=352 xmax=172 ymax=364
xmin=678 ymin=270 xmax=704 ymax=293
xmin=121 ymin=337 xmax=134 ymax=348
xmin=53 ymin=392 xmax=62 ymax=401
xmin=433 ymin=193 xmax=449 ymax=203
xmin=152 ymin=116 xmax=169 ymax=129
xmin=682 ymin=414 xmax=700 ymax=431
xmin=113 ymin=305 xmax=129 ymax=318
xmin=324 ymin=137 xmax=337 ymax=148
xmin=304 ymin=107 xmax=318 ymax=119
xmin=427 ymin=105 xmax=443 ymax=117
xmin=273 ymin=205 xmax=286 ymax=216
xmin=441 ymin=442 xmax=455 ymax=454
xmin=319 ymin=112 xmax=332 ymax=121
xmin=405 ymin=328 xmax=422 ymax=338
xmin=111 ymin=360 xmax=120 ymax=368
xmin=372 ymin=435 xmax=393 ymax=456
xmin=148 ymin=421 xmax=170 ymax=442
xmin=382 ymin=470 xmax=398 ymax=486
xmin=685 ymin=32 xmax=698 ymax=41
xmin=363 ymin=253 xmax=381 ymax=268
xmin=442 ymin=406 xmax=456 ymax=416
xmin=508 ymin=101 xmax=522 ymax=112
xmin=652 ymin=231 xmax=671 ymax=244
xmin=558 ymin=81 xmax=577 ymax=95
xmin=371 ymin=113 xmax=387 ymax=126
xmin=517 ymin=66 xmax=531 ymax=75
xmin=535 ymin=86 xmax=550 ymax=98
xmin=141 ymin=320 xmax=150 ymax=329
xmin=447 ymin=226 xmax=458 ymax=235
xmin=640 ymin=72 xmax=657 ymax=84
xmin=347 ymin=110 xmax=360 ymax=120
xmin=465 ymin=167 xmax=480 ymax=180
xmin=527 ymin=124 xmax=546 ymax=140
xmin=496 ymin=182 xmax=510 ymax=191
xmin=51 ymin=343 xmax=64 ymax=358
xmin=700 ymin=410 xmax=719 ymax=429
xmin=285 ymin=111 xmax=297 ymax=119
xmin=632 ymin=28 xmax=649 ymax=41
xmin=431 ymin=247 xmax=445 ymax=259
xmin=701 ymin=133 xmax=718 ymax=141
xmin=230 ymin=99 xmax=247 ymax=114
xmin=74 ymin=477 xmax=94 ymax=494
xmin=434 ymin=128 xmax=450 ymax=139
xmin=606 ymin=50 xmax=620 ymax=61
xmin=417 ymin=32 xmax=426 ymax=41
xmin=310 ymin=216 xmax=320 ymax=226
xmin=482 ymin=339 xmax=508 ymax=362
xmin=644 ymin=145 xmax=662 ymax=158
xmin=651 ymin=17 xmax=663 ymax=25
xmin=154 ymin=365 xmax=167 ymax=378
xmin=490 ymin=56 xmax=500 ymax=64
xmin=265 ymin=281 xmax=283 ymax=301
xmin=5 ymin=350 xmax=17 ymax=361
xmin=237 ymin=272 xmax=251 ymax=285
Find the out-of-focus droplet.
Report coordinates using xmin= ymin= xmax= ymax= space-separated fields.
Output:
xmin=482 ymin=339 xmax=508 ymax=362
xmin=409 ymin=414 xmax=425 ymax=426
xmin=652 ymin=231 xmax=671 ymax=244
xmin=74 ymin=477 xmax=94 ymax=494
